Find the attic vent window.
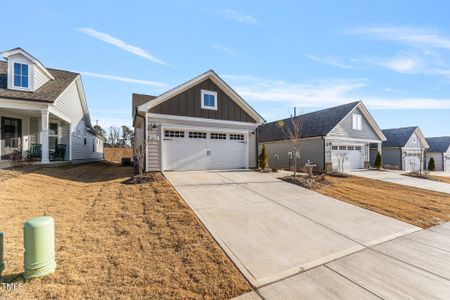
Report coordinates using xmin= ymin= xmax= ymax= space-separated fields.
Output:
xmin=201 ymin=90 xmax=217 ymax=110
xmin=13 ymin=63 xmax=29 ymax=88
xmin=352 ymin=114 xmax=362 ymax=130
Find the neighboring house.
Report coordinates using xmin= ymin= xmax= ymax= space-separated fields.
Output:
xmin=257 ymin=101 xmax=386 ymax=173
xmin=133 ymin=70 xmax=265 ymax=171
xmin=425 ymin=136 xmax=450 ymax=172
xmin=0 ymin=47 xmax=104 ymax=164
xmin=370 ymin=127 xmax=429 ymax=172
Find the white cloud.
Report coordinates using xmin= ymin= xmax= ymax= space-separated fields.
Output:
xmin=306 ymin=54 xmax=355 ymax=69
xmin=78 ymin=27 xmax=171 ymax=66
xmin=379 ymin=55 xmax=423 ymax=73
xmin=348 ymin=26 xmax=450 ymax=49
xmin=212 ymin=43 xmax=239 ymax=56
xmin=221 ymin=9 xmax=256 ymax=24
xmin=223 ymin=74 xmax=450 ymax=110
xmin=80 ymin=71 xmax=167 ymax=87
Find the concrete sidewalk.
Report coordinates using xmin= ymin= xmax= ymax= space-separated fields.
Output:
xmin=166 ymin=170 xmax=419 ymax=287
xmin=350 ymin=169 xmax=450 ymax=194
xmin=259 ymin=223 xmax=450 ymax=299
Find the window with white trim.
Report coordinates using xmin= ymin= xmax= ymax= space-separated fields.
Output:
xmin=13 ymin=63 xmax=29 ymax=88
xmin=230 ymin=134 xmax=244 ymax=140
xmin=331 ymin=146 xmax=338 ymax=150
xmin=355 ymin=146 xmax=362 ymax=151
xmin=201 ymin=90 xmax=217 ymax=110
xmin=211 ymin=133 xmax=226 ymax=140
xmin=339 ymin=146 xmax=346 ymax=150
xmin=164 ymin=130 xmax=184 ymax=138
xmin=347 ymin=146 xmax=355 ymax=151
xmin=189 ymin=132 xmax=207 ymax=139
xmin=352 ymin=114 xmax=362 ymax=130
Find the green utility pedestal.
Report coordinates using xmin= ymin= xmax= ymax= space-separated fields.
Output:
xmin=23 ymin=216 xmax=56 ymax=279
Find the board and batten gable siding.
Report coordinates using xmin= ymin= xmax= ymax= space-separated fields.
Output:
xmin=329 ymin=107 xmax=379 ymax=140
xmin=53 ymin=79 xmax=102 ymax=161
xmin=259 ymin=138 xmax=325 ymax=171
xmin=150 ymin=79 xmax=257 ymax=123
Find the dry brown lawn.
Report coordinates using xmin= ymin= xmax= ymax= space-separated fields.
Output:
xmin=432 ymin=175 xmax=450 ymax=184
xmin=314 ymin=175 xmax=450 ymax=229
xmin=103 ymin=148 xmax=133 ymax=163
xmin=0 ymin=162 xmax=250 ymax=299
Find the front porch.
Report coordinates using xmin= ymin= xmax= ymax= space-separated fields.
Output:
xmin=0 ymin=107 xmax=71 ymax=164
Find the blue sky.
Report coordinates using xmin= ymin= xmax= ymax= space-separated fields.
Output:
xmin=3 ymin=0 xmax=450 ymax=136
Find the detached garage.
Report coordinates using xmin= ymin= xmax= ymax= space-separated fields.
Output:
xmin=132 ymin=70 xmax=264 ymax=171
xmin=426 ymin=136 xmax=450 ymax=172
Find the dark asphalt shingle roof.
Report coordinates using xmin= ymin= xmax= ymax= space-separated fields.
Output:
xmin=132 ymin=93 xmax=157 ymax=115
xmin=257 ymin=101 xmax=360 ymax=142
xmin=381 ymin=127 xmax=417 ymax=147
xmin=426 ymin=136 xmax=450 ymax=153
xmin=0 ymin=60 xmax=79 ymax=103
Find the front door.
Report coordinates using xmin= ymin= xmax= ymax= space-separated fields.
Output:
xmin=1 ymin=117 xmax=22 ymax=160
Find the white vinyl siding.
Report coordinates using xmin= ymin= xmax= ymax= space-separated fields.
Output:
xmin=33 ymin=66 xmax=51 ymax=90
xmin=53 ymin=79 xmax=103 ymax=161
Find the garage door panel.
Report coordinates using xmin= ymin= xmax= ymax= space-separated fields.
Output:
xmin=331 ymin=145 xmax=364 ymax=172
xmin=163 ymin=129 xmax=246 ymax=171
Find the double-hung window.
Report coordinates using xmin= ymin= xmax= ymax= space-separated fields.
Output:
xmin=352 ymin=114 xmax=362 ymax=130
xmin=13 ymin=63 xmax=29 ymax=88
xmin=201 ymin=90 xmax=217 ymax=110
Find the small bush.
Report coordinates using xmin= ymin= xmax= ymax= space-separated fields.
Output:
xmin=428 ymin=157 xmax=436 ymax=171
xmin=374 ymin=151 xmax=382 ymax=170
xmin=259 ymin=145 xmax=269 ymax=170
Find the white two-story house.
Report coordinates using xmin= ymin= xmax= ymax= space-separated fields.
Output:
xmin=0 ymin=47 xmax=104 ymax=165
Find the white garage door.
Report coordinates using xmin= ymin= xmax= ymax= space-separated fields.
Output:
xmin=331 ymin=145 xmax=364 ymax=172
xmin=162 ymin=129 xmax=247 ymax=171
xmin=444 ymin=154 xmax=450 ymax=172
xmin=403 ymin=152 xmax=421 ymax=172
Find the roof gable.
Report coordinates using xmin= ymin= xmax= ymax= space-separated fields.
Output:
xmin=258 ymin=101 xmax=384 ymax=142
xmin=1 ymin=47 xmax=54 ymax=81
xmin=0 ymin=61 xmax=79 ymax=103
xmin=137 ymin=70 xmax=265 ymax=124
xmin=382 ymin=127 xmax=429 ymax=148
xmin=426 ymin=136 xmax=450 ymax=153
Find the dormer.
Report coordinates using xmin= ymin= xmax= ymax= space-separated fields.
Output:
xmin=1 ymin=47 xmax=55 ymax=92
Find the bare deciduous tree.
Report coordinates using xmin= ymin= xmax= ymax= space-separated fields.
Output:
xmin=281 ymin=113 xmax=303 ymax=178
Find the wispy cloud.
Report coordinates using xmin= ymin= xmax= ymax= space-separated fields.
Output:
xmin=223 ymin=74 xmax=450 ymax=110
xmin=348 ymin=26 xmax=450 ymax=49
xmin=80 ymin=71 xmax=167 ymax=87
xmin=212 ymin=43 xmax=239 ymax=56
xmin=306 ymin=54 xmax=355 ymax=69
xmin=220 ymin=9 xmax=256 ymax=24
xmin=78 ymin=27 xmax=171 ymax=66
xmin=378 ymin=55 xmax=423 ymax=73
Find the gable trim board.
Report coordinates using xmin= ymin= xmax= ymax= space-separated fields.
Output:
xmin=257 ymin=101 xmax=384 ymax=172
xmin=136 ymin=70 xmax=261 ymax=171
xmin=137 ymin=70 xmax=265 ymax=124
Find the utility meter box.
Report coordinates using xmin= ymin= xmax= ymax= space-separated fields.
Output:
xmin=23 ymin=216 xmax=56 ymax=279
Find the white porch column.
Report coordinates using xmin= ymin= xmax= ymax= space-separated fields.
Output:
xmin=69 ymin=123 xmax=73 ymax=161
xmin=40 ymin=109 xmax=50 ymax=163
xmin=377 ymin=142 xmax=382 ymax=153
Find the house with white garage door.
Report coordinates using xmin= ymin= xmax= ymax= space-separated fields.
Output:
xmin=257 ymin=101 xmax=386 ymax=173
xmin=132 ymin=70 xmax=265 ymax=171
xmin=425 ymin=136 xmax=450 ymax=172
xmin=371 ymin=127 xmax=429 ymax=172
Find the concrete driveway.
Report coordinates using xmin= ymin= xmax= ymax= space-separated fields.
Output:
xmin=165 ymin=170 xmax=419 ymax=287
xmin=349 ymin=170 xmax=450 ymax=194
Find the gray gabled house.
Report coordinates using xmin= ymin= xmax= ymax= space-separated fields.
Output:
xmin=257 ymin=101 xmax=386 ymax=173
xmin=425 ymin=136 xmax=450 ymax=172
xmin=370 ymin=127 xmax=429 ymax=172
